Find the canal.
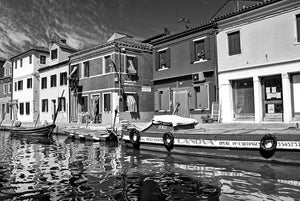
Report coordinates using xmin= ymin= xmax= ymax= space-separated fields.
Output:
xmin=0 ymin=132 xmax=299 ymax=201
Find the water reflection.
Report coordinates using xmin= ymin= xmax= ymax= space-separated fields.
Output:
xmin=0 ymin=132 xmax=299 ymax=200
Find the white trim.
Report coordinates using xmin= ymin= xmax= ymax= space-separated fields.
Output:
xmin=158 ymin=47 xmax=168 ymax=52
xmin=193 ymin=36 xmax=207 ymax=42
xmin=77 ymin=88 xmax=119 ymax=94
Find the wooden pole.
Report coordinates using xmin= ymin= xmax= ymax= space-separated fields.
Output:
xmin=53 ymin=90 xmax=65 ymax=124
xmin=34 ymin=114 xmax=40 ymax=127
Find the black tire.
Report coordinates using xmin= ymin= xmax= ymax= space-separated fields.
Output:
xmin=259 ymin=134 xmax=277 ymax=159
xmin=163 ymin=132 xmax=174 ymax=152
xmin=129 ymin=129 xmax=140 ymax=149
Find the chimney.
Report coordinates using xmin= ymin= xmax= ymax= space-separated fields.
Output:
xmin=60 ymin=38 xmax=67 ymax=44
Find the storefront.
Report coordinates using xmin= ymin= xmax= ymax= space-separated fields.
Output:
xmin=291 ymin=73 xmax=300 ymax=121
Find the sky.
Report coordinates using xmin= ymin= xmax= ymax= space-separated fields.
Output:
xmin=0 ymin=0 xmax=255 ymax=59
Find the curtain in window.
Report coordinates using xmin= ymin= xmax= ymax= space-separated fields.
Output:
xmin=233 ymin=79 xmax=254 ymax=114
xmin=126 ymin=95 xmax=137 ymax=112
xmin=127 ymin=57 xmax=137 ymax=75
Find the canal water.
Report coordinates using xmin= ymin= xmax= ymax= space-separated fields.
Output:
xmin=0 ymin=132 xmax=299 ymax=201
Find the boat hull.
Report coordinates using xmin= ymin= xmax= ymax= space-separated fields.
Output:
xmin=122 ymin=123 xmax=300 ymax=165
xmin=9 ymin=124 xmax=56 ymax=136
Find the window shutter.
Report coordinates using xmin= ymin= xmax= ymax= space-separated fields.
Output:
xmin=154 ymin=51 xmax=159 ymax=71
xmin=133 ymin=57 xmax=138 ymax=74
xmin=235 ymin=32 xmax=241 ymax=54
xmin=154 ymin=91 xmax=159 ymax=111
xmin=78 ymin=63 xmax=82 ymax=78
xmin=200 ymin=85 xmax=209 ymax=109
xmin=204 ymin=37 xmax=210 ymax=60
xmin=166 ymin=48 xmax=171 ymax=68
xmin=189 ymin=87 xmax=196 ymax=110
xmin=190 ymin=41 xmax=195 ymax=63
xmin=114 ymin=53 xmax=119 ymax=72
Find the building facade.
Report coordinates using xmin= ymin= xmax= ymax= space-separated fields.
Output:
xmin=147 ymin=23 xmax=218 ymax=122
xmin=38 ymin=39 xmax=76 ymax=124
xmin=216 ymin=0 xmax=300 ymax=123
xmin=0 ymin=58 xmax=12 ymax=121
xmin=11 ymin=48 xmax=49 ymax=123
xmin=69 ymin=33 xmax=153 ymax=125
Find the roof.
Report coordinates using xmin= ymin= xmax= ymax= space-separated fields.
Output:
xmin=49 ymin=39 xmax=78 ymax=52
xmin=146 ymin=0 xmax=282 ymax=44
xmin=70 ymin=33 xmax=152 ymax=58
xmin=10 ymin=47 xmax=49 ymax=60
xmin=38 ymin=59 xmax=69 ymax=72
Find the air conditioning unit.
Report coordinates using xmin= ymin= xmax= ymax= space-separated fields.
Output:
xmin=192 ymin=72 xmax=205 ymax=82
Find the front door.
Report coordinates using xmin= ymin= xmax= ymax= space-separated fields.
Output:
xmin=173 ymin=89 xmax=190 ymax=117
xmin=262 ymin=75 xmax=283 ymax=121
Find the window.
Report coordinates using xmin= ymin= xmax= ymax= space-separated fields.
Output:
xmin=8 ymin=83 xmax=12 ymax=93
xmin=26 ymin=102 xmax=30 ymax=115
xmin=18 ymin=80 xmax=23 ymax=91
xmin=191 ymin=37 xmax=210 ymax=63
xmin=41 ymin=77 xmax=47 ymax=89
xmin=296 ymin=14 xmax=300 ymax=42
xmin=14 ymin=61 xmax=17 ymax=69
xmin=50 ymin=74 xmax=57 ymax=87
xmin=6 ymin=103 xmax=9 ymax=114
xmin=40 ymin=55 xmax=46 ymax=64
xmin=42 ymin=99 xmax=48 ymax=112
xmin=29 ymin=55 xmax=32 ymax=64
xmin=83 ymin=61 xmax=89 ymax=77
xmin=105 ymin=55 xmax=112 ymax=73
xmin=14 ymin=82 xmax=17 ymax=91
xmin=228 ymin=31 xmax=241 ymax=55
xmin=126 ymin=56 xmax=138 ymax=75
xmin=154 ymin=89 xmax=170 ymax=111
xmin=81 ymin=96 xmax=88 ymax=112
xmin=124 ymin=93 xmax=138 ymax=112
xmin=51 ymin=49 xmax=57 ymax=60
xmin=4 ymin=68 xmax=8 ymax=76
xmin=19 ymin=103 xmax=24 ymax=115
xmin=27 ymin=78 xmax=32 ymax=89
xmin=189 ymin=85 xmax=209 ymax=110
xmin=155 ymin=49 xmax=170 ymax=71
xmin=104 ymin=93 xmax=111 ymax=112
xmin=20 ymin=59 xmax=23 ymax=67
xmin=9 ymin=66 xmax=12 ymax=74
xmin=60 ymin=72 xmax=67 ymax=85
xmin=3 ymin=84 xmax=7 ymax=94
xmin=58 ymin=97 xmax=66 ymax=112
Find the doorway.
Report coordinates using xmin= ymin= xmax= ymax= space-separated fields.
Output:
xmin=173 ymin=89 xmax=190 ymax=117
xmin=262 ymin=75 xmax=283 ymax=121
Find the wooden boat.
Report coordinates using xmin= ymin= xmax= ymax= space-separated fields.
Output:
xmin=9 ymin=123 xmax=56 ymax=136
xmin=121 ymin=115 xmax=300 ymax=165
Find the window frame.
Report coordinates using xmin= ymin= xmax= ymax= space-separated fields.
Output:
xmin=42 ymin=99 xmax=48 ymax=112
xmin=29 ymin=55 xmax=32 ymax=64
xmin=60 ymin=72 xmax=67 ymax=85
xmin=17 ymin=80 xmax=23 ymax=91
xmin=3 ymin=84 xmax=7 ymax=94
xmin=193 ymin=84 xmax=210 ymax=110
xmin=103 ymin=93 xmax=111 ymax=112
xmin=40 ymin=55 xmax=46 ymax=64
xmin=81 ymin=95 xmax=89 ymax=113
xmin=20 ymin=58 xmax=23 ymax=67
xmin=25 ymin=102 xmax=30 ymax=115
xmin=227 ymin=30 xmax=241 ymax=56
xmin=51 ymin=49 xmax=58 ymax=60
xmin=27 ymin=78 xmax=32 ymax=89
xmin=154 ymin=88 xmax=171 ymax=112
xmin=41 ymin=77 xmax=47 ymax=89
xmin=19 ymin=102 xmax=24 ymax=115
xmin=50 ymin=74 xmax=57 ymax=87
xmin=83 ymin=61 xmax=90 ymax=78
xmin=104 ymin=55 xmax=112 ymax=74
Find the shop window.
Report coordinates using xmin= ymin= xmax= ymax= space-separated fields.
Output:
xmin=228 ymin=31 xmax=241 ymax=56
xmin=104 ymin=93 xmax=111 ymax=112
xmin=42 ymin=99 xmax=48 ymax=112
xmin=155 ymin=48 xmax=170 ymax=71
xmin=232 ymin=79 xmax=254 ymax=116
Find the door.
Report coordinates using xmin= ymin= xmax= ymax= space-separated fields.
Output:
xmin=173 ymin=89 xmax=189 ymax=117
xmin=291 ymin=74 xmax=300 ymax=120
xmin=262 ymin=75 xmax=283 ymax=121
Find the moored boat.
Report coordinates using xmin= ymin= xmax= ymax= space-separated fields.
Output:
xmin=9 ymin=123 xmax=56 ymax=136
xmin=121 ymin=115 xmax=300 ymax=165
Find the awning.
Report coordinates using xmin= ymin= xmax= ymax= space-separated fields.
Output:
xmin=68 ymin=65 xmax=78 ymax=79
xmin=126 ymin=95 xmax=137 ymax=112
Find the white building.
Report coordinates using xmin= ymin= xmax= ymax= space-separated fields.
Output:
xmin=11 ymin=48 xmax=49 ymax=123
xmin=216 ymin=0 xmax=300 ymax=123
xmin=38 ymin=39 xmax=76 ymax=124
